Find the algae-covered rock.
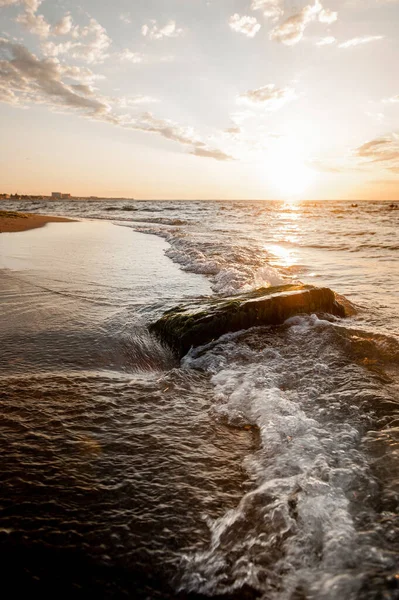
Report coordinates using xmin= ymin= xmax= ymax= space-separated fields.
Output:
xmin=149 ymin=284 xmax=351 ymax=357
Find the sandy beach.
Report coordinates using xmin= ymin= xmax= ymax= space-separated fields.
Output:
xmin=0 ymin=210 xmax=74 ymax=233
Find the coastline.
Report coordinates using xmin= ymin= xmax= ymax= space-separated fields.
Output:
xmin=0 ymin=210 xmax=74 ymax=233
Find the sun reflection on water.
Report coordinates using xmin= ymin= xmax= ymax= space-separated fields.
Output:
xmin=264 ymin=243 xmax=297 ymax=268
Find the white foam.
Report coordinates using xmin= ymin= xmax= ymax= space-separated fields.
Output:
xmin=179 ymin=316 xmax=389 ymax=599
xmin=121 ymin=223 xmax=286 ymax=296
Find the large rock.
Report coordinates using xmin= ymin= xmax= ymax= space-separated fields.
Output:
xmin=149 ymin=284 xmax=352 ymax=357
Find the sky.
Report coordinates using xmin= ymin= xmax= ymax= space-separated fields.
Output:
xmin=0 ymin=0 xmax=398 ymax=200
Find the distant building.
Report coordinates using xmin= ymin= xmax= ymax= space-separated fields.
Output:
xmin=52 ymin=192 xmax=71 ymax=199
xmin=0 ymin=193 xmax=10 ymax=199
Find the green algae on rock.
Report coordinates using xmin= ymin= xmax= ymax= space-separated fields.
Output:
xmin=149 ymin=284 xmax=351 ymax=357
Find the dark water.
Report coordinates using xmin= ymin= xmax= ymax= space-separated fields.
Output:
xmin=0 ymin=200 xmax=398 ymax=599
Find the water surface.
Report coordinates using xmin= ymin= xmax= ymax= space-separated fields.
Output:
xmin=0 ymin=200 xmax=398 ymax=599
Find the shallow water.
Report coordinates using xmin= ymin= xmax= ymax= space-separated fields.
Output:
xmin=0 ymin=200 xmax=398 ymax=599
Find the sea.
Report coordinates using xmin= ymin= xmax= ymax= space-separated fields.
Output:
xmin=0 ymin=199 xmax=398 ymax=600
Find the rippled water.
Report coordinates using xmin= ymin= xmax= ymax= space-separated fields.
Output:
xmin=0 ymin=200 xmax=398 ymax=599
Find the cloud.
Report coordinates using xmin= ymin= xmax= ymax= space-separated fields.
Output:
xmin=61 ymin=64 xmax=103 ymax=83
xmin=269 ymin=1 xmax=337 ymax=46
xmin=269 ymin=1 xmax=318 ymax=45
xmin=383 ymin=94 xmax=399 ymax=104
xmin=142 ymin=20 xmax=184 ymax=40
xmin=114 ymin=95 xmax=158 ymax=107
xmin=69 ymin=83 xmax=95 ymax=96
xmin=41 ymin=40 xmax=73 ymax=57
xmin=115 ymin=49 xmax=175 ymax=65
xmin=73 ymin=18 xmax=111 ymax=63
xmin=356 ymin=136 xmax=399 ymax=161
xmin=117 ymin=49 xmax=144 ymax=63
xmin=318 ymin=8 xmax=337 ymax=24
xmin=0 ymin=38 xmax=110 ymax=113
xmin=316 ymin=35 xmax=336 ymax=45
xmin=0 ymin=0 xmax=41 ymax=9
xmin=229 ymin=14 xmax=261 ymax=38
xmin=190 ymin=147 xmax=233 ymax=161
xmin=134 ymin=112 xmax=204 ymax=146
xmin=238 ymin=84 xmax=296 ymax=110
xmin=10 ymin=0 xmax=111 ymax=64
xmin=250 ymin=0 xmax=283 ymax=21
xmin=225 ymin=125 xmax=241 ymax=135
xmin=53 ymin=14 xmax=73 ymax=36
xmin=355 ymin=134 xmax=399 ymax=172
xmin=0 ymin=39 xmax=229 ymax=162
xmin=365 ymin=111 xmax=385 ymax=121
xmin=5 ymin=0 xmax=74 ymax=40
xmin=16 ymin=4 xmax=50 ymax=38
xmin=42 ymin=18 xmax=111 ymax=64
xmin=126 ymin=112 xmax=233 ymax=160
xmin=339 ymin=35 xmax=384 ymax=48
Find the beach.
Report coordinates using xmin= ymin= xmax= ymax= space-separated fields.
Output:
xmin=0 ymin=210 xmax=74 ymax=233
xmin=0 ymin=199 xmax=398 ymax=600
xmin=1 ymin=0 xmax=398 ymax=595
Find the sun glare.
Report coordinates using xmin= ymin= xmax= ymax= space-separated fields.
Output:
xmin=268 ymin=138 xmax=315 ymax=199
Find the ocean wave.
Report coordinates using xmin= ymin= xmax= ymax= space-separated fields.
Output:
xmin=137 ymin=217 xmax=189 ymax=226
xmin=166 ymin=241 xmax=286 ymax=296
xmin=121 ymin=224 xmax=286 ymax=295
xmin=353 ymin=243 xmax=399 ymax=251
xmin=113 ymin=217 xmax=190 ymax=226
xmin=105 ymin=205 xmax=138 ymax=212
xmin=179 ymin=316 xmax=399 ymax=599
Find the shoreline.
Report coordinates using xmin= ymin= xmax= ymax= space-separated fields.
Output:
xmin=0 ymin=210 xmax=74 ymax=234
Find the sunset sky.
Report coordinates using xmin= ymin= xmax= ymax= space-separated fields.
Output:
xmin=0 ymin=0 xmax=398 ymax=199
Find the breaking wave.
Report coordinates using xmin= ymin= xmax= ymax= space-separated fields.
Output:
xmin=179 ymin=316 xmax=399 ymax=599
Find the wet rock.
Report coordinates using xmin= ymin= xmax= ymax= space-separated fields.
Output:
xmin=150 ymin=284 xmax=351 ymax=357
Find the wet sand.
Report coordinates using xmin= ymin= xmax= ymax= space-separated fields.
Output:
xmin=0 ymin=210 xmax=74 ymax=233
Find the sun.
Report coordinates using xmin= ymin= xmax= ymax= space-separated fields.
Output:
xmin=271 ymin=159 xmax=314 ymax=197
xmin=267 ymin=138 xmax=315 ymax=199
